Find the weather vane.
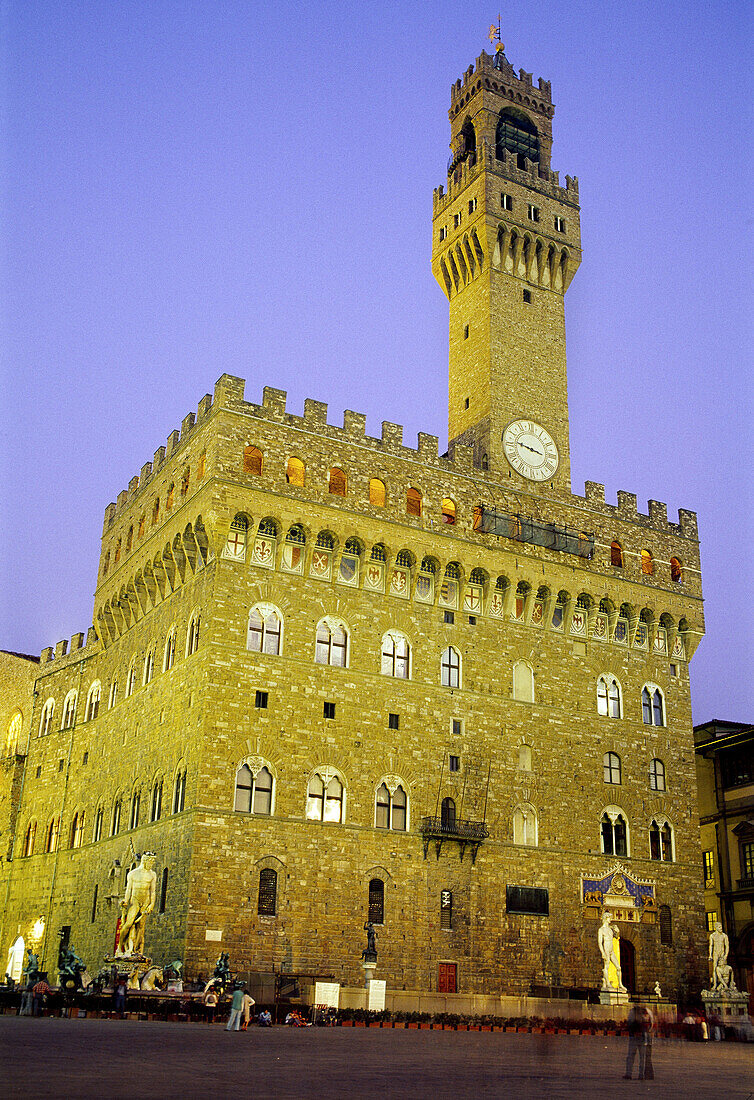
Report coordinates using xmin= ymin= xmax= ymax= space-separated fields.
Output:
xmin=489 ymin=15 xmax=504 ymax=53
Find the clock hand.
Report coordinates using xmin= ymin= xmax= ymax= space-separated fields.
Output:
xmin=518 ymin=442 xmax=543 ymax=456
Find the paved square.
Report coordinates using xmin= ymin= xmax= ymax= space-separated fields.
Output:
xmin=0 ymin=1019 xmax=752 ymax=1099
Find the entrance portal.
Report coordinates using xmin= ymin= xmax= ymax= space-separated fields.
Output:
xmin=619 ymin=938 xmax=636 ymax=993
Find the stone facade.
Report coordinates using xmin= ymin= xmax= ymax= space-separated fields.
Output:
xmin=0 ymin=44 xmax=707 ymax=1001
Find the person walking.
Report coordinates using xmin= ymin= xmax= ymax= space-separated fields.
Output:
xmin=203 ymin=987 xmax=218 ymax=1024
xmin=624 ymin=1005 xmax=654 ymax=1080
xmin=241 ymin=988 xmax=255 ymax=1031
xmin=225 ymin=984 xmax=245 ymax=1032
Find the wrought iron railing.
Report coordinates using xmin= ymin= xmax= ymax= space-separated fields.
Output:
xmin=419 ymin=815 xmax=489 ymax=841
xmin=474 ymin=507 xmax=595 ymax=559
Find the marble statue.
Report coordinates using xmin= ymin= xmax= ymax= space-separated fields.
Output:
xmin=709 ymin=922 xmax=730 ymax=987
xmin=713 ymin=962 xmax=737 ymax=991
xmin=140 ymin=965 xmax=163 ymax=991
xmin=654 ymin=981 xmax=662 ymax=997
xmin=598 ymin=911 xmax=627 ymax=993
xmin=117 ymin=852 xmax=157 ymax=957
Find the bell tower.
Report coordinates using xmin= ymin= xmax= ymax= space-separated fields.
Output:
xmin=432 ymin=47 xmax=581 ymax=490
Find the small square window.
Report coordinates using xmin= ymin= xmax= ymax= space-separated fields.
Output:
xmin=388 ymin=713 xmax=399 ymax=730
xmin=468 ymin=615 xmax=477 ymax=625
xmin=35 ymin=765 xmax=42 ymax=778
xmin=523 ymin=289 xmax=531 ymax=303
xmin=83 ymin=751 xmax=89 ymax=765
xmin=58 ymin=759 xmax=64 ymax=773
xmin=463 ymin=326 xmax=469 ymax=340
xmin=255 ymin=690 xmax=268 ymax=709
xmin=449 ymin=755 xmax=460 ymax=773
xmin=444 ymin=611 xmax=455 ymax=624
xmin=323 ymin=701 xmax=336 ymax=720
xmin=670 ymin=663 xmax=678 ymax=677
xmin=451 ymin=718 xmax=463 ymax=736
xmin=501 ymin=193 xmax=513 ymax=211
xmin=527 ymin=204 xmax=539 ymax=222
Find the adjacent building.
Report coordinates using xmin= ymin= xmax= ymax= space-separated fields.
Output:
xmin=0 ymin=42 xmax=708 ymax=1003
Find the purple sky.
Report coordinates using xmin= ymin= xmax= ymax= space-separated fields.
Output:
xmin=2 ymin=1 xmax=751 ymax=723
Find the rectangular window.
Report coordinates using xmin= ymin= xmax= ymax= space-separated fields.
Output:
xmin=448 ymin=755 xmax=460 ymax=773
xmin=463 ymin=325 xmax=469 ymax=339
xmin=35 ymin=765 xmax=41 ymax=778
xmin=468 ymin=615 xmax=477 ymax=625
xmin=439 ymin=226 xmax=447 ymax=241
xmin=444 ymin=611 xmax=455 ymax=624
xmin=743 ymin=842 xmax=754 ymax=879
xmin=468 ymin=198 xmax=477 ymax=214
xmin=506 ymin=885 xmax=549 ymax=915
xmin=501 ymin=193 xmax=513 ymax=211
xmin=388 ymin=713 xmax=399 ymax=730
xmin=703 ymin=850 xmax=715 ymax=887
xmin=91 ymin=884 xmax=98 ymax=924
xmin=82 ymin=751 xmax=88 ymax=765
xmin=58 ymin=759 xmax=64 ymax=773
xmin=368 ymin=879 xmax=385 ymax=924
xmin=323 ymin=701 xmax=335 ymax=720
xmin=453 ymin=212 xmax=461 ymax=228
xmin=258 ymin=869 xmax=277 ymax=916
xmin=255 ymin=690 xmax=268 ymax=709
xmin=706 ymin=912 xmax=718 ymax=933
xmin=554 ymin=215 xmax=566 ymax=232
xmin=527 ymin=204 xmax=539 ymax=222
xmin=523 ymin=289 xmax=532 ymax=303
xmin=440 ymin=889 xmax=453 ymax=930
xmin=159 ymin=867 xmax=169 ymax=914
xmin=451 ymin=718 xmax=463 ymax=737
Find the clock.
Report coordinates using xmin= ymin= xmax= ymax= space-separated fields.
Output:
xmin=502 ymin=420 xmax=559 ymax=481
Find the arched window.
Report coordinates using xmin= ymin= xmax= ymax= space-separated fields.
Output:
xmin=642 ymin=685 xmax=665 ymax=726
xmin=441 ymin=797 xmax=456 ymax=831
xmin=328 ymin=467 xmax=347 ymax=496
xmin=23 ymin=820 xmax=36 ymax=857
xmin=102 ymin=551 xmax=110 ymax=576
xmin=186 ymin=613 xmax=201 ymax=656
xmin=159 ymin=867 xmax=169 ymax=913
xmin=125 ymin=662 xmax=137 ymax=697
xmin=70 ymin=811 xmax=85 ymax=849
xmin=641 ymin=550 xmax=654 ymax=575
xmin=441 ymin=498 xmax=456 ymax=524
xmin=150 ymin=779 xmax=163 ymax=822
xmin=406 ymin=487 xmax=422 ymax=517
xmin=114 ymin=538 xmax=122 ymax=562
xmin=163 ymin=630 xmax=176 ymax=672
xmin=610 ymin=541 xmax=623 ymax=567
xmin=600 ymin=810 xmax=628 ymax=856
xmin=126 ymin=526 xmax=133 ymax=552
xmin=286 ymin=456 xmax=305 ymax=486
xmin=518 ymin=744 xmax=532 ymax=771
xmin=85 ymin=683 xmax=101 ymax=722
xmin=306 ymin=771 xmax=344 ymax=823
xmin=375 ymin=782 xmax=407 ymax=830
xmin=496 ymin=108 xmax=540 ymax=168
xmin=180 ymin=466 xmax=190 ymax=496
xmin=93 ymin=806 xmax=103 ymax=843
xmin=258 ymin=869 xmax=277 ymax=916
xmin=368 ymin=878 xmax=385 ymax=924
xmin=649 ymin=818 xmax=674 ymax=862
xmin=381 ymin=631 xmax=410 ymax=678
xmin=197 ymin=451 xmax=206 ymax=480
xmin=440 ymin=889 xmax=453 ymax=930
xmin=143 ymin=648 xmax=155 ymax=685
xmin=649 ymin=758 xmax=666 ymax=792
xmin=512 ymin=661 xmax=534 ymax=703
xmin=597 ymin=675 xmax=622 ymax=718
xmin=152 ymin=498 xmax=160 ymax=525
xmin=61 ymin=691 xmax=78 ymax=730
xmin=659 ymin=905 xmax=672 ymax=946
xmin=315 ymin=620 xmax=348 ymax=667
xmin=108 ymin=680 xmax=118 ymax=709
xmin=166 ymin=484 xmax=174 ymax=510
xmin=5 ymin=711 xmax=21 ymax=755
xmin=138 ymin=514 xmax=145 ymax=539
xmin=670 ymin=557 xmax=683 ymax=583
xmin=39 ymin=699 xmax=55 ymax=737
xmin=369 ymin=478 xmax=386 ymax=506
xmin=243 ymin=446 xmax=263 ymax=475
xmin=248 ymin=605 xmax=283 ymax=655
xmin=173 ymin=768 xmax=187 ymax=814
xmin=44 ymin=817 xmax=59 ymax=853
xmin=441 ymin=646 xmax=461 ymax=688
xmin=603 ymin=752 xmax=622 ymax=785
xmin=110 ymin=799 xmax=121 ymax=837
xmin=513 ymin=804 xmax=538 ymax=847
xmin=129 ymin=790 xmax=141 ymax=830
xmin=234 ymin=763 xmax=274 ymax=815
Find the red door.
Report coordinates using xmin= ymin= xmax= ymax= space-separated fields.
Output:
xmin=439 ymin=962 xmax=457 ymax=993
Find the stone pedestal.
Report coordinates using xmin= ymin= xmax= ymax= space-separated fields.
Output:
xmin=701 ymin=988 xmax=752 ymax=1035
xmin=362 ymin=960 xmax=376 ymax=990
xmin=599 ymin=988 xmax=629 ymax=1006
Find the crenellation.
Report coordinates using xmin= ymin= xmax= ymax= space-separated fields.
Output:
xmin=86 ymin=626 xmax=98 ymax=647
xmin=197 ymin=393 xmax=212 ymax=420
xmin=616 ymin=490 xmax=638 ymax=516
xmin=180 ymin=412 xmax=195 ymax=440
xmin=261 ymin=387 xmax=287 ymax=420
xmin=54 ymin=640 xmax=68 ymax=660
xmin=303 ymin=398 xmax=328 ymax=429
xmin=584 ymin=481 xmax=605 ymax=503
xmin=128 ymin=475 xmax=139 ymax=497
xmin=417 ymin=432 xmax=439 ymax=462
xmin=648 ymin=500 xmax=668 ymax=527
xmin=214 ymin=373 xmax=246 ymax=407
xmin=678 ymin=508 xmax=699 ymax=538
xmin=166 ymin=429 xmax=180 ymax=457
xmin=40 ymin=647 xmax=53 ymax=663
xmin=381 ymin=422 xmax=403 ymax=450
xmin=70 ymin=632 xmax=85 ymax=652
xmin=519 ymin=69 xmax=533 ymax=86
xmin=140 ymin=461 xmax=152 ymax=485
xmin=116 ymin=489 xmax=128 ymax=510
xmin=153 ymin=445 xmax=166 ymax=470
xmin=343 ymin=409 xmax=367 ymax=439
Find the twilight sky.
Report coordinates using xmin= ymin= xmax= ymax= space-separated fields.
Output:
xmin=1 ymin=1 xmax=751 ymax=723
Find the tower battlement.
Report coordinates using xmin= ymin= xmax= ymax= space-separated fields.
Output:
xmin=450 ymin=50 xmax=553 ymax=110
xmin=433 ymin=143 xmax=578 ymax=216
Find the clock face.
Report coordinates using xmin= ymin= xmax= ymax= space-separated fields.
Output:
xmin=502 ymin=420 xmax=559 ymax=481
